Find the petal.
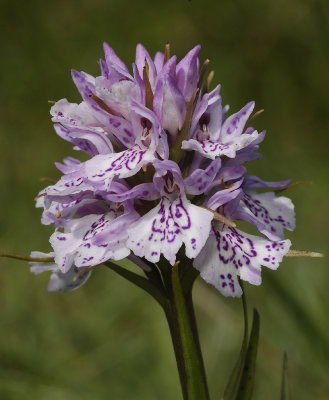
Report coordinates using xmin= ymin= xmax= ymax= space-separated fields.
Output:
xmin=193 ymin=234 xmax=242 ymax=297
xmin=152 ymin=159 xmax=185 ymax=193
xmin=40 ymin=198 xmax=108 ymax=227
xmin=189 ymin=85 xmax=222 ymax=141
xmin=132 ymin=63 xmax=146 ymax=105
xmin=50 ymin=211 xmax=131 ymax=272
xmin=135 ymin=43 xmax=157 ymax=89
xmin=220 ymin=101 xmax=255 ymax=142
xmin=176 ymin=45 xmax=201 ymax=101
xmin=95 ymin=76 xmax=139 ymax=119
xmin=29 ymin=251 xmax=91 ymax=292
xmin=127 ymin=195 xmax=213 ymax=265
xmin=71 ymin=69 xmax=96 ymax=102
xmin=86 ymin=145 xmax=155 ymax=190
xmin=29 ymin=251 xmax=56 ymax=274
xmin=194 ymin=225 xmax=291 ymax=297
xmin=50 ymin=99 xmax=100 ymax=127
xmin=91 ymin=111 xmax=136 ymax=148
xmin=129 ymin=100 xmax=161 ymax=150
xmin=106 ymin=183 xmax=159 ymax=202
xmin=232 ymin=130 xmax=262 ymax=151
xmin=154 ymin=51 xmax=164 ymax=73
xmin=184 ymin=158 xmax=222 ymax=195
xmin=206 ymin=180 xmax=243 ymax=210
xmin=54 ymin=157 xmax=80 ymax=173
xmin=244 ymin=175 xmax=291 ymax=189
xmin=92 ymin=208 xmax=139 ymax=245
xmin=237 ymin=191 xmax=296 ymax=240
xmin=54 ymin=124 xmax=113 ymax=156
xmin=153 ymin=74 xmax=186 ymax=137
xmin=44 ymin=166 xmax=93 ymax=199
xmin=157 ymin=129 xmax=170 ymax=160
xmin=103 ymin=42 xmax=129 ymax=72
xmin=156 ymin=55 xmax=177 ymax=80
xmin=48 ymin=266 xmax=91 ymax=293
xmin=182 ymin=138 xmax=236 ymax=160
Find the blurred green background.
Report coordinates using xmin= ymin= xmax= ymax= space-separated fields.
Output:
xmin=0 ymin=0 xmax=328 ymax=398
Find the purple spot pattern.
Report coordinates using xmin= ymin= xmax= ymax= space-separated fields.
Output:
xmin=128 ymin=195 xmax=194 ymax=264
xmin=214 ymin=227 xmax=258 ymax=273
xmin=211 ymin=225 xmax=289 ymax=287
xmin=199 ymin=140 xmax=230 ymax=154
xmin=243 ymin=193 xmax=294 ymax=236
xmin=149 ymin=195 xmax=191 ymax=244
xmin=82 ymin=211 xmax=116 ymax=243
xmin=90 ymin=145 xmax=147 ymax=182
xmin=225 ymin=109 xmax=247 ymax=135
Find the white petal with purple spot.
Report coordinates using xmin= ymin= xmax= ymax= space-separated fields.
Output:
xmin=194 ymin=225 xmax=291 ymax=297
xmin=127 ymin=195 xmax=213 ymax=265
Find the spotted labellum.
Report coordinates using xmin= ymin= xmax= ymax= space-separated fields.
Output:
xmin=31 ymin=43 xmax=297 ymax=297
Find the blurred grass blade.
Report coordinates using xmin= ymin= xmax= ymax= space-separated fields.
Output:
xmin=222 ymin=284 xmax=249 ymax=400
xmin=280 ymin=352 xmax=289 ymax=400
xmin=236 ymin=308 xmax=260 ymax=400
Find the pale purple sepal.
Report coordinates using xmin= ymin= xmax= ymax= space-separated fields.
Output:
xmin=206 ymin=179 xmax=244 ymax=210
xmin=220 ymin=101 xmax=255 ymax=141
xmin=132 ymin=63 xmax=146 ymax=105
xmin=29 ymin=251 xmax=91 ymax=292
xmin=189 ymin=85 xmax=222 ymax=141
xmin=71 ymin=69 xmax=96 ymax=102
xmin=243 ymin=175 xmax=291 ymax=189
xmin=176 ymin=44 xmax=201 ymax=101
xmin=103 ymin=42 xmax=129 ymax=72
xmin=54 ymin=124 xmax=113 ymax=156
xmin=184 ymin=158 xmax=221 ymax=195
xmin=154 ymin=51 xmax=164 ymax=73
xmin=55 ymin=157 xmax=81 ymax=174
xmin=153 ymin=73 xmax=186 ymax=138
xmin=135 ymin=43 xmax=157 ymax=89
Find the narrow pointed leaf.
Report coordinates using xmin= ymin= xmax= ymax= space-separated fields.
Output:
xmin=236 ymin=308 xmax=260 ymax=400
xmin=222 ymin=283 xmax=249 ymax=400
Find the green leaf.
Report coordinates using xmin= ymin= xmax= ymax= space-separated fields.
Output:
xmin=280 ymin=352 xmax=289 ymax=400
xmin=235 ymin=308 xmax=260 ymax=400
xmin=222 ymin=285 xmax=249 ymax=400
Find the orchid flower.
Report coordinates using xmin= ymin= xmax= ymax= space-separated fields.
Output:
xmin=3 ymin=42 xmax=322 ymax=400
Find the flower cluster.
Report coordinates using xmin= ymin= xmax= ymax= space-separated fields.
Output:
xmin=31 ymin=43 xmax=295 ymax=297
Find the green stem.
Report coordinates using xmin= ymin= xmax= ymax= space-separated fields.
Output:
xmin=105 ymin=258 xmax=209 ymax=400
xmin=165 ymin=261 xmax=210 ymax=400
